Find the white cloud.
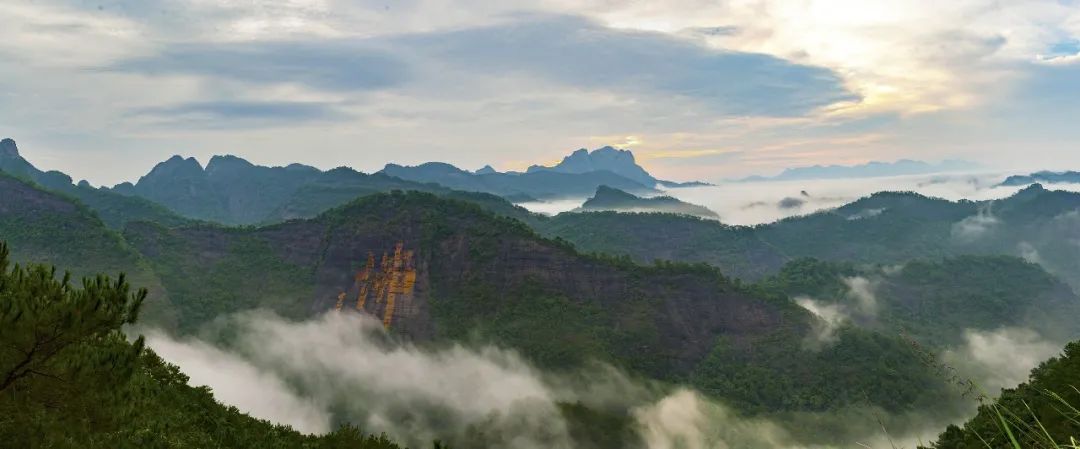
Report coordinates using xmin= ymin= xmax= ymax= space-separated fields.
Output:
xmin=942 ymin=327 xmax=1062 ymax=394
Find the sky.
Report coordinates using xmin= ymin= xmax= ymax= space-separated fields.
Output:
xmin=1 ymin=0 xmax=1079 ymax=186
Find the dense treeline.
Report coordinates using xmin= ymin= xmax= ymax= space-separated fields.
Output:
xmin=0 ymin=242 xmax=421 ymax=448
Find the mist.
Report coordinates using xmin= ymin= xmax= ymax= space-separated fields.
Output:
xmin=142 ymin=311 xmax=824 ymax=449
xmin=942 ymin=327 xmax=1063 ymax=395
xmin=517 ymin=172 xmax=1079 ymax=226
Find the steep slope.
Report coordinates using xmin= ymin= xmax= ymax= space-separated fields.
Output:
xmin=928 ymin=341 xmax=1080 ymax=448
xmin=575 ymin=185 xmax=719 ymax=218
xmin=124 ymin=191 xmax=947 ymax=415
xmin=0 ymin=173 xmax=176 ymax=325
xmin=0 ymin=138 xmax=190 ymax=229
xmin=0 ymin=246 xmax=411 ymax=449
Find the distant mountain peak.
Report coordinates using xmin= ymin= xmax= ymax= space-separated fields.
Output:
xmin=739 ymin=159 xmax=977 ymax=182
xmin=151 ymin=155 xmax=204 ymax=174
xmin=1000 ymin=171 xmax=1080 ymax=187
xmin=206 ymin=154 xmax=255 ymax=173
xmin=475 ymin=165 xmax=497 ymax=175
xmin=1 ymin=138 xmax=19 ymax=159
xmin=528 ymin=146 xmax=654 ymax=186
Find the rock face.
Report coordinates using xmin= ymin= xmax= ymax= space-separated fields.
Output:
xmin=528 ymin=146 xmax=657 ymax=186
xmin=126 ymin=191 xmax=800 ymax=368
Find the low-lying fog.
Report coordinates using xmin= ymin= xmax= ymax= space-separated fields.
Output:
xmin=518 ymin=172 xmax=1080 ymax=225
xmin=141 ymin=308 xmax=1064 ymax=449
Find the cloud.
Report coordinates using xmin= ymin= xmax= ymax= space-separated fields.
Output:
xmin=843 ymin=276 xmax=878 ymax=317
xmin=108 ymin=14 xmax=852 ymax=119
xmin=144 ymin=329 xmax=332 ymax=434
xmin=133 ymin=100 xmax=351 ymax=128
xmin=795 ymin=296 xmax=847 ymax=345
xmin=794 ymin=276 xmax=879 ymax=348
xmin=633 ymin=389 xmax=794 ymax=449
xmin=143 ymin=310 xmax=930 ymax=448
xmin=942 ymin=327 xmax=1062 ymax=395
xmin=111 ymin=40 xmax=409 ymax=92
xmin=393 ymin=14 xmax=855 ymax=116
xmin=952 ymin=205 xmax=999 ymax=242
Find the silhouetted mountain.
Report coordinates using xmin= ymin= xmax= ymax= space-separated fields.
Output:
xmin=1000 ymin=170 xmax=1080 ymax=186
xmin=740 ymin=159 xmax=977 ymax=182
xmin=528 ymin=146 xmax=657 ymax=185
xmin=575 ymin=185 xmax=718 ymax=218
xmin=115 ymin=154 xmax=448 ymax=225
xmin=0 ymin=138 xmax=190 ymax=229
xmin=381 ymin=161 xmax=657 ymax=199
xmin=526 ymin=146 xmax=711 ymax=188
xmin=474 ymin=164 xmax=497 ymax=175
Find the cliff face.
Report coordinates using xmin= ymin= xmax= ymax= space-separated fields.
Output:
xmin=126 ymin=191 xmax=799 ymax=367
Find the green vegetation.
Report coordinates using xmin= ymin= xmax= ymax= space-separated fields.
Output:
xmin=928 ymin=341 xmax=1080 ymax=448
xmin=0 ymin=242 xmax=417 ymax=448
xmin=537 ymin=211 xmax=786 ymax=280
xmin=0 ymin=173 xmax=178 ymax=326
xmin=759 ymin=256 xmax=1080 ymax=346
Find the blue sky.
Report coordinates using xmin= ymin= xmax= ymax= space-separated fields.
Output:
xmin=1 ymin=0 xmax=1079 ymax=185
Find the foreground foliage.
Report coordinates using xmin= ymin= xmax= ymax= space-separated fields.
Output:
xmin=0 ymin=242 xmax=415 ymax=448
xmin=929 ymin=342 xmax=1080 ymax=448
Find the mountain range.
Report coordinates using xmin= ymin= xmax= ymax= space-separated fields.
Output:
xmin=5 ymin=137 xmax=1080 ymax=447
xmin=739 ymin=159 xmax=977 ymax=182
xmin=1000 ymin=170 xmax=1080 ymax=186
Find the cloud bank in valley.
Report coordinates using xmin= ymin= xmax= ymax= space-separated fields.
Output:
xmin=144 ymin=311 xmax=806 ymax=449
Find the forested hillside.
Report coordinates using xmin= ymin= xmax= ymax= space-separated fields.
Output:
xmin=0 ymin=242 xmax=415 ymax=448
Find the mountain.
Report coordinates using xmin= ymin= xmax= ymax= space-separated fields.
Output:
xmin=526 ymin=146 xmax=711 ymax=188
xmin=761 ymin=256 xmax=1080 ymax=346
xmin=574 ymin=185 xmax=719 ymax=218
xmin=928 ymin=341 xmax=1080 ymax=448
xmin=381 ymin=161 xmax=658 ymax=200
xmin=121 ymin=191 xmax=947 ymax=416
xmin=474 ymin=164 xmax=497 ymax=175
xmin=114 ymin=154 xmax=453 ymax=225
xmin=740 ymin=159 xmax=977 ymax=182
xmin=537 ymin=212 xmax=786 ymax=280
xmin=1000 ymin=170 xmax=1080 ymax=186
xmin=540 ymin=185 xmax=1080 ymax=291
xmin=528 ymin=146 xmax=658 ymax=186
xmin=0 ymin=173 xmax=176 ymax=325
xmin=0 ymin=138 xmax=191 ymax=229
xmin=0 ymin=243 xmax=412 ymax=449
